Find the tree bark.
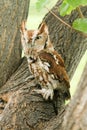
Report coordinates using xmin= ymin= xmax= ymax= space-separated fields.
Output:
xmin=63 ymin=62 xmax=87 ymax=130
xmin=0 ymin=0 xmax=30 ymax=87
xmin=0 ymin=58 xmax=64 ymax=130
xmin=0 ymin=0 xmax=87 ymax=130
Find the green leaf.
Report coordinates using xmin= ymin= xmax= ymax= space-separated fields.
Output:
xmin=59 ymin=2 xmax=73 ymax=16
xmin=59 ymin=0 xmax=87 ymax=16
xmin=73 ymin=18 xmax=87 ymax=34
xmin=36 ymin=0 xmax=49 ymax=11
xmin=67 ymin=0 xmax=87 ymax=8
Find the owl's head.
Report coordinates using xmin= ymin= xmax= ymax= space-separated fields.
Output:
xmin=20 ymin=21 xmax=54 ymax=52
xmin=32 ymin=22 xmax=54 ymax=51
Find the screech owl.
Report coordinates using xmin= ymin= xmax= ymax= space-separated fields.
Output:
xmin=20 ymin=21 xmax=71 ymax=100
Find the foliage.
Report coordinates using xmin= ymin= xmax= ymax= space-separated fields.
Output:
xmin=60 ymin=0 xmax=87 ymax=34
xmin=60 ymin=0 xmax=87 ymax=16
xmin=73 ymin=18 xmax=87 ymax=33
xmin=36 ymin=0 xmax=87 ymax=34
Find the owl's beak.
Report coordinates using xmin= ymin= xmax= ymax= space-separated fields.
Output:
xmin=31 ymin=38 xmax=35 ymax=47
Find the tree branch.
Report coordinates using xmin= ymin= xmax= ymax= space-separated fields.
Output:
xmin=45 ymin=6 xmax=72 ymax=29
xmin=77 ymin=7 xmax=84 ymax=18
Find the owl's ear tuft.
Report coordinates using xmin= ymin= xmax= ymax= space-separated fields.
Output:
xmin=38 ymin=22 xmax=48 ymax=34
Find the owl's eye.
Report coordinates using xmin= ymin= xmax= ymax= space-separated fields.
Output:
xmin=35 ymin=35 xmax=42 ymax=40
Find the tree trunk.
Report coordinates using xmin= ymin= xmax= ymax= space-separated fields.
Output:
xmin=0 ymin=0 xmax=30 ymax=87
xmin=63 ymin=62 xmax=87 ymax=130
xmin=0 ymin=0 xmax=87 ymax=130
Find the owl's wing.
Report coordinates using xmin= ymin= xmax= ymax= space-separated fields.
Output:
xmin=52 ymin=50 xmax=65 ymax=67
xmin=39 ymin=50 xmax=71 ymax=99
xmin=39 ymin=50 xmax=68 ymax=82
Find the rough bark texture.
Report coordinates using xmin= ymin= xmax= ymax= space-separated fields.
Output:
xmin=63 ymin=62 xmax=87 ymax=130
xmin=0 ymin=0 xmax=30 ymax=87
xmin=0 ymin=0 xmax=87 ymax=130
xmin=0 ymin=58 xmax=64 ymax=130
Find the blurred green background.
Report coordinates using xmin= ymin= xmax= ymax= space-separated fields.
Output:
xmin=27 ymin=0 xmax=87 ymax=97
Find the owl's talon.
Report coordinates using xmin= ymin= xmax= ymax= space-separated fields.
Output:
xmin=32 ymin=88 xmax=54 ymax=100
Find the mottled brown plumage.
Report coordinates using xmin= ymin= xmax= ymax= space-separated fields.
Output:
xmin=20 ymin=21 xmax=71 ymax=100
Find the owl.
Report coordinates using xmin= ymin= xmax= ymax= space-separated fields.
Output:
xmin=20 ymin=21 xmax=71 ymax=100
